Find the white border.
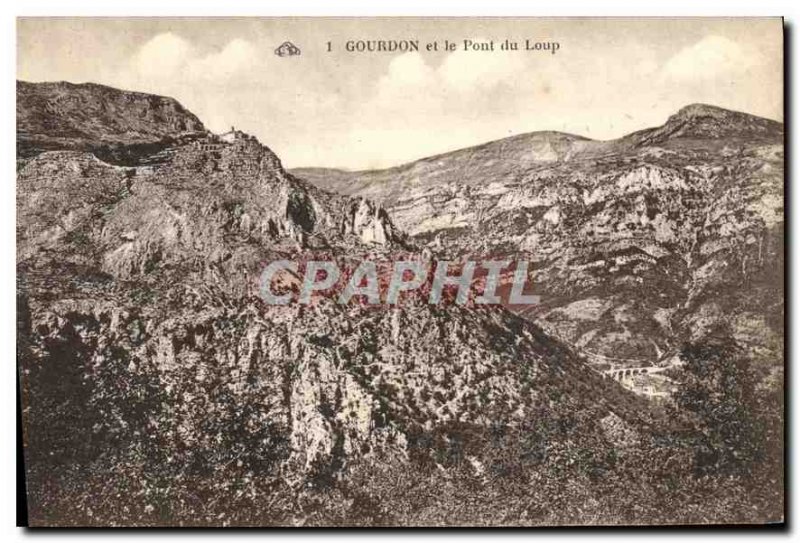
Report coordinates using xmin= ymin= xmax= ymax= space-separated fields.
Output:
xmin=3 ymin=1 xmax=796 ymax=540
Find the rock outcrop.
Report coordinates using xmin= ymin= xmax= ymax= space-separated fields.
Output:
xmin=17 ymin=80 xmax=207 ymax=163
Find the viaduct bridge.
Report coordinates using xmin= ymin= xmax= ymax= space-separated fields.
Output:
xmin=580 ymin=350 xmax=672 ymax=382
xmin=602 ymin=366 xmax=668 ymax=381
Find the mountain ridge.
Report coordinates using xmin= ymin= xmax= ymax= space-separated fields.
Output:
xmin=622 ymin=103 xmax=783 ymax=148
xmin=17 ymin=80 xmax=208 ymax=163
xmin=293 ymin=103 xmax=782 ymax=182
xmin=292 ymin=102 xmax=784 ymax=396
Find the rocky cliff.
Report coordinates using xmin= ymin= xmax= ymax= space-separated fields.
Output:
xmin=294 ymin=105 xmax=784 ymax=389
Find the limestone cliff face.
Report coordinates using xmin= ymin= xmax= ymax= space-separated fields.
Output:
xmin=18 ymin=126 xmax=401 ymax=289
xmin=294 ymin=106 xmax=784 ymax=379
xmin=20 ymin=287 xmax=646 ymax=490
xmin=341 ymin=198 xmax=398 ymax=245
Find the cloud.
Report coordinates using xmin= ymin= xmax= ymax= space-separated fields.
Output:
xmin=370 ymin=53 xmax=444 ymax=119
xmin=187 ymin=38 xmax=258 ymax=81
xmin=366 ymin=42 xmax=546 ymax=127
xmin=344 ymin=46 xmax=570 ymax=168
xmin=439 ymin=48 xmax=527 ymax=91
xmin=132 ymin=33 xmax=193 ymax=79
xmin=662 ymin=36 xmax=756 ymax=81
xmin=374 ymin=42 xmax=529 ymax=102
xmin=129 ymin=33 xmax=259 ymax=85
xmin=384 ymin=52 xmax=436 ymax=87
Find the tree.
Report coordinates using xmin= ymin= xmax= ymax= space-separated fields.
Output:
xmin=673 ymin=333 xmax=764 ymax=478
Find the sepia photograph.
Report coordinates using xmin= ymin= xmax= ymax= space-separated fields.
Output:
xmin=15 ymin=15 xmax=785 ymax=527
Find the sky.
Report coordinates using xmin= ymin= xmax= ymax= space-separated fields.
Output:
xmin=17 ymin=17 xmax=783 ymax=170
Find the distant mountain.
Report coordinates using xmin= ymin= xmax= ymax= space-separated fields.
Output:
xmin=293 ymin=105 xmax=784 ymax=383
xmin=17 ymin=80 xmax=207 ymax=163
xmin=623 ymin=103 xmax=784 ymax=147
xmin=293 ymin=131 xmax=597 ymax=206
